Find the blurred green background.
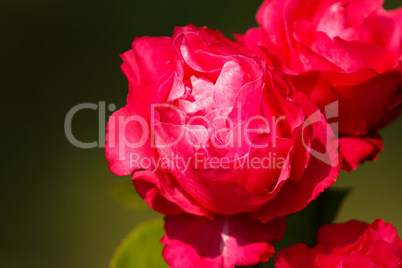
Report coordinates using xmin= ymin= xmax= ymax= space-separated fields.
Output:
xmin=1 ymin=0 xmax=401 ymax=267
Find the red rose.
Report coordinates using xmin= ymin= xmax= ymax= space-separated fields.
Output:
xmin=106 ymin=25 xmax=340 ymax=266
xmin=275 ymin=219 xmax=402 ymax=268
xmin=240 ymin=0 xmax=402 ymax=170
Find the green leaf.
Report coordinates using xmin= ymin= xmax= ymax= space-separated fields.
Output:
xmin=279 ymin=187 xmax=351 ymax=248
xmin=108 ymin=179 xmax=149 ymax=210
xmin=110 ymin=218 xmax=169 ymax=268
xmin=316 ymin=187 xmax=350 ymax=227
xmin=239 ymin=188 xmax=351 ymax=268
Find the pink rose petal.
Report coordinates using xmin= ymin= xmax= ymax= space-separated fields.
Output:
xmin=162 ymin=213 xmax=286 ymax=268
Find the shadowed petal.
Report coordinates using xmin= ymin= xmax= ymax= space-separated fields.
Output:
xmin=162 ymin=213 xmax=286 ymax=268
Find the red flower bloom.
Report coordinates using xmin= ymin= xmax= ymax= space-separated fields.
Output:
xmin=105 ymin=24 xmax=340 ymax=266
xmin=240 ymin=0 xmax=402 ymax=170
xmin=275 ymin=219 xmax=402 ymax=268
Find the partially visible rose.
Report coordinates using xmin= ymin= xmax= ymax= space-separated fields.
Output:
xmin=240 ymin=0 xmax=402 ymax=170
xmin=106 ymin=24 xmax=340 ymax=266
xmin=275 ymin=219 xmax=402 ymax=268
